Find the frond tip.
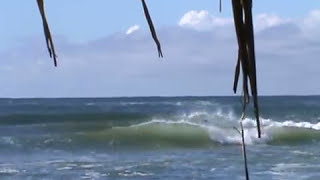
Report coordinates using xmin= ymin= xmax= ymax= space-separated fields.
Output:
xmin=141 ymin=0 xmax=163 ymax=58
xmin=36 ymin=0 xmax=58 ymax=67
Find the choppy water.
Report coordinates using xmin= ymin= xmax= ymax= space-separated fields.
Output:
xmin=0 ymin=96 xmax=320 ymax=179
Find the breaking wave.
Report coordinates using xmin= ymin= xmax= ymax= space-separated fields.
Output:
xmin=1 ymin=105 xmax=320 ymax=150
xmin=77 ymin=118 xmax=320 ymax=148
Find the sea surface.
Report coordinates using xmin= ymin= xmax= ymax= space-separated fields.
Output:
xmin=0 ymin=96 xmax=319 ymax=180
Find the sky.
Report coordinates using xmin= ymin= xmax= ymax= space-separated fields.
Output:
xmin=0 ymin=0 xmax=320 ymax=97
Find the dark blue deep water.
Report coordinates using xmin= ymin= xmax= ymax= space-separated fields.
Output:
xmin=0 ymin=96 xmax=319 ymax=179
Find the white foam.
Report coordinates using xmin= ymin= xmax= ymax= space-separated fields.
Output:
xmin=131 ymin=119 xmax=200 ymax=128
xmin=204 ymin=124 xmax=271 ymax=145
xmin=0 ymin=167 xmax=19 ymax=174
xmin=205 ymin=117 xmax=320 ymax=145
xmin=291 ymin=150 xmax=313 ymax=155
xmin=81 ymin=171 xmax=105 ymax=179
xmin=195 ymin=101 xmax=215 ymax=106
xmin=228 ymin=118 xmax=320 ymax=144
xmin=118 ymin=171 xmax=153 ymax=177
xmin=187 ymin=111 xmax=209 ymax=118
xmin=128 ymin=115 xmax=320 ymax=145
xmin=120 ymin=102 xmax=146 ymax=105
xmin=1 ymin=137 xmax=16 ymax=145
xmin=184 ymin=110 xmax=236 ymax=121
xmin=85 ymin=102 xmax=96 ymax=106
xmin=57 ymin=167 xmax=72 ymax=171
xmin=243 ymin=118 xmax=320 ymax=130
xmin=80 ymin=164 xmax=102 ymax=169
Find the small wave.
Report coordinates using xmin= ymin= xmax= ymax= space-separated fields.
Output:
xmin=186 ymin=111 xmax=209 ymax=119
xmin=0 ymin=167 xmax=19 ymax=174
xmin=194 ymin=100 xmax=216 ymax=106
xmin=56 ymin=166 xmax=73 ymax=171
xmin=118 ymin=171 xmax=153 ymax=177
xmin=81 ymin=171 xmax=108 ymax=179
xmin=85 ymin=103 xmax=96 ymax=106
xmin=0 ymin=136 xmax=21 ymax=148
xmin=1 ymin=137 xmax=16 ymax=145
xmin=120 ymin=102 xmax=147 ymax=106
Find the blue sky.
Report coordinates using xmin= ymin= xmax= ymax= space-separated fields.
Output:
xmin=0 ymin=1 xmax=320 ymax=97
xmin=1 ymin=0 xmax=320 ymax=44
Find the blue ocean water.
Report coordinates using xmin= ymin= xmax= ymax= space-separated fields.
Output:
xmin=0 ymin=96 xmax=319 ymax=179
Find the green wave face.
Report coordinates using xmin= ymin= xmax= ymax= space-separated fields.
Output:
xmin=80 ymin=122 xmax=215 ymax=149
xmin=269 ymin=127 xmax=320 ymax=145
xmin=71 ymin=121 xmax=320 ymax=150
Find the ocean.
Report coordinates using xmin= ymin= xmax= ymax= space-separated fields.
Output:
xmin=0 ymin=96 xmax=319 ymax=180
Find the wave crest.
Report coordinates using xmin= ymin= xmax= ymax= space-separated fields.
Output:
xmin=80 ymin=118 xmax=320 ymax=148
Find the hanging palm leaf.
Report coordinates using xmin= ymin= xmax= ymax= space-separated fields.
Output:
xmin=141 ymin=0 xmax=163 ymax=57
xmin=36 ymin=0 xmax=57 ymax=67
xmin=232 ymin=0 xmax=261 ymax=138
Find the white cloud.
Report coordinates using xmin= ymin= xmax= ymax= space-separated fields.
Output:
xmin=255 ymin=13 xmax=290 ymax=32
xmin=303 ymin=10 xmax=320 ymax=28
xmin=178 ymin=10 xmax=233 ymax=31
xmin=301 ymin=10 xmax=320 ymax=38
xmin=179 ymin=10 xmax=292 ymax=33
xmin=126 ymin=25 xmax=140 ymax=35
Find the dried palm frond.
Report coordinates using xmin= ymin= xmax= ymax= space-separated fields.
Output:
xmin=36 ymin=0 xmax=57 ymax=67
xmin=232 ymin=0 xmax=261 ymax=138
xmin=141 ymin=0 xmax=163 ymax=58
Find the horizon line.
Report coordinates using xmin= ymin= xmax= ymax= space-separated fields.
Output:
xmin=1 ymin=94 xmax=319 ymax=99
